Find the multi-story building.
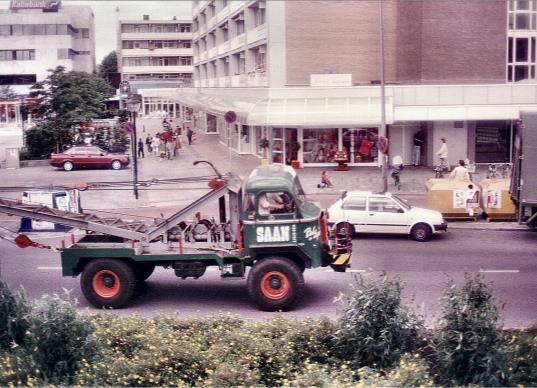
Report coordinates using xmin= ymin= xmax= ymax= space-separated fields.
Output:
xmin=145 ymin=0 xmax=537 ymax=167
xmin=0 ymin=0 xmax=96 ymax=97
xmin=118 ymin=15 xmax=193 ymax=118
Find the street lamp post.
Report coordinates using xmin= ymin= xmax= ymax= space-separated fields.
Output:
xmin=126 ymin=94 xmax=142 ymax=200
xmin=379 ymin=0 xmax=388 ymax=192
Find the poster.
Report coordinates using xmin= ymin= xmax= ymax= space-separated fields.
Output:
xmin=486 ymin=190 xmax=502 ymax=209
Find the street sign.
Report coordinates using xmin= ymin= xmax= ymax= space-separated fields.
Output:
xmin=224 ymin=110 xmax=237 ymax=123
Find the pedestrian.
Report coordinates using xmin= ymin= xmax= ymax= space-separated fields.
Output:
xmin=450 ymin=159 xmax=470 ymax=182
xmin=413 ymin=130 xmax=424 ymax=166
xmin=186 ymin=127 xmax=194 ymax=145
xmin=145 ymin=135 xmax=152 ymax=153
xmin=137 ymin=138 xmax=144 ymax=158
xmin=174 ymin=136 xmax=181 ymax=157
xmin=158 ymin=139 xmax=166 ymax=161
xmin=166 ymin=140 xmax=174 ymax=160
xmin=436 ymin=137 xmax=449 ymax=172
xmin=151 ymin=137 xmax=158 ymax=156
xmin=317 ymin=171 xmax=333 ymax=188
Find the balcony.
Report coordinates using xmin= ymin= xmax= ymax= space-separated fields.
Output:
xmin=218 ymin=41 xmax=231 ymax=55
xmin=229 ymin=1 xmax=246 ymax=13
xmin=246 ymin=24 xmax=267 ymax=45
xmin=247 ymin=71 xmax=267 ymax=87
xmin=121 ymin=32 xmax=192 ymax=40
xmin=207 ymin=15 xmax=217 ymax=30
xmin=230 ymin=33 xmax=246 ymax=51
xmin=208 ymin=46 xmax=218 ymax=59
xmin=121 ymin=48 xmax=193 ymax=57
xmin=122 ymin=65 xmax=194 ymax=74
xmin=216 ymin=5 xmax=230 ymax=23
xmin=231 ymin=74 xmax=247 ymax=87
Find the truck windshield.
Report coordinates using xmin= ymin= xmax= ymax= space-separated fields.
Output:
xmin=293 ymin=176 xmax=306 ymax=206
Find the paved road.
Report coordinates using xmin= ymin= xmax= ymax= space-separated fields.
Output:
xmin=1 ymin=228 xmax=535 ymax=327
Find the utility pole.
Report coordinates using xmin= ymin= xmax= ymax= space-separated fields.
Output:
xmin=379 ymin=0 xmax=388 ymax=192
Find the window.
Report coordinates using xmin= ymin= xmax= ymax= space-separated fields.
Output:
xmin=81 ymin=28 xmax=90 ymax=38
xmin=0 ymin=74 xmax=36 ymax=85
xmin=368 ymin=198 xmax=402 ymax=213
xmin=180 ymin=24 xmax=191 ymax=32
xmin=342 ymin=197 xmax=366 ymax=211
xmin=516 ymin=38 xmax=529 ymax=61
xmin=0 ymin=50 xmax=35 ymax=61
xmin=234 ymin=14 xmax=245 ymax=35
xmin=507 ymin=0 xmax=537 ymax=81
xmin=11 ymin=25 xmax=23 ymax=35
xmin=0 ymin=51 xmax=14 ymax=61
xmin=254 ymin=5 xmax=266 ymax=27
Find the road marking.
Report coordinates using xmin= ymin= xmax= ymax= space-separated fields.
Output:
xmin=37 ymin=266 xmax=62 ymax=270
xmin=479 ymin=269 xmax=519 ymax=273
xmin=325 ymin=269 xmax=366 ymax=273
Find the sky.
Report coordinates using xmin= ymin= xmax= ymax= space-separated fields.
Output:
xmin=0 ymin=0 xmax=193 ymax=62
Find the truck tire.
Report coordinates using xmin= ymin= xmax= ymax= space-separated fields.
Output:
xmin=336 ymin=222 xmax=355 ymax=237
xmin=133 ymin=262 xmax=155 ymax=282
xmin=80 ymin=259 xmax=136 ymax=309
xmin=247 ymin=257 xmax=304 ymax=311
xmin=411 ymin=223 xmax=432 ymax=242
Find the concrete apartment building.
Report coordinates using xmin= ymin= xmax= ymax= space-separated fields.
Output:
xmin=118 ymin=16 xmax=193 ymax=117
xmin=0 ymin=0 xmax=95 ymax=128
xmin=141 ymin=0 xmax=537 ymax=167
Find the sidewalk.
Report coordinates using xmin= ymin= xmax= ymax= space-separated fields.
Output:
xmin=132 ymin=126 xmax=526 ymax=232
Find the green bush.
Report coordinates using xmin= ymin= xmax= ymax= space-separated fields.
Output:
xmin=333 ymin=273 xmax=423 ymax=369
xmin=505 ymin=325 xmax=537 ymax=386
xmin=0 ymin=281 xmax=30 ymax=350
xmin=432 ymin=273 xmax=508 ymax=386
xmin=356 ymin=353 xmax=433 ymax=387
xmin=289 ymin=361 xmax=355 ymax=387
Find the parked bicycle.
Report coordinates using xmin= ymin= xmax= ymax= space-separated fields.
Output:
xmin=434 ymin=163 xmax=449 ymax=178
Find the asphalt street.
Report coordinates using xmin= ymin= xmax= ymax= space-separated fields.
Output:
xmin=0 ymin=228 xmax=535 ymax=328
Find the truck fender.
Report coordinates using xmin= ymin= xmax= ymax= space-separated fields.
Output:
xmin=249 ymin=246 xmax=311 ymax=270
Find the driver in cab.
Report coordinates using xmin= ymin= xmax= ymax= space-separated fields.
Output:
xmin=259 ymin=192 xmax=290 ymax=215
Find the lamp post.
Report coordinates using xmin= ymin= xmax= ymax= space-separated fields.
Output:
xmin=379 ymin=0 xmax=388 ymax=192
xmin=125 ymin=94 xmax=142 ymax=200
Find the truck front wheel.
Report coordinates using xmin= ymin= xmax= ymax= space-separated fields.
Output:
xmin=247 ymin=257 xmax=304 ymax=311
xmin=81 ymin=259 xmax=136 ymax=309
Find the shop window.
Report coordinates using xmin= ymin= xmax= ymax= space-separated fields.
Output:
xmin=302 ymin=128 xmax=339 ymax=164
xmin=475 ymin=121 xmax=512 ymax=163
xmin=342 ymin=128 xmax=379 ymax=164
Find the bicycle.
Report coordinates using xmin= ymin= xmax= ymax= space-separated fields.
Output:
xmin=434 ymin=163 xmax=449 ymax=178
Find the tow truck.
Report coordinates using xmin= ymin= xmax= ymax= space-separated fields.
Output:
xmin=0 ymin=162 xmax=351 ymax=311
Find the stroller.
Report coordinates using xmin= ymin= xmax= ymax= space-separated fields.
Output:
xmin=390 ymin=155 xmax=403 ymax=190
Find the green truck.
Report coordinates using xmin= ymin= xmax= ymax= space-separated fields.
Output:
xmin=0 ymin=162 xmax=352 ymax=311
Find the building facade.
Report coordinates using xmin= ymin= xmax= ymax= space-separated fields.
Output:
xmin=0 ymin=0 xmax=96 ymax=96
xmin=142 ymin=0 xmax=537 ymax=167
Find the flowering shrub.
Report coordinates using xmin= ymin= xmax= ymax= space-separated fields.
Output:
xmin=505 ymin=326 xmax=537 ymax=386
xmin=0 ymin=281 xmax=29 ymax=350
xmin=333 ymin=273 xmax=424 ymax=369
xmin=432 ymin=273 xmax=509 ymax=386
xmin=356 ymin=353 xmax=433 ymax=387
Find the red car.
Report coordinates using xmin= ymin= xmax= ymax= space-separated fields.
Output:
xmin=50 ymin=146 xmax=130 ymax=171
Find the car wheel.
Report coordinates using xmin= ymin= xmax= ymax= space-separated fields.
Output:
xmin=111 ymin=160 xmax=122 ymax=170
xmin=247 ymin=257 xmax=304 ymax=311
xmin=411 ymin=223 xmax=432 ymax=242
xmin=63 ymin=161 xmax=74 ymax=171
xmin=80 ymin=259 xmax=136 ymax=309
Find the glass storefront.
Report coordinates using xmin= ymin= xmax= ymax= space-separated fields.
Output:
xmin=302 ymin=128 xmax=338 ymax=164
xmin=206 ymin=113 xmax=217 ymax=133
xmin=342 ymin=127 xmax=379 ymax=163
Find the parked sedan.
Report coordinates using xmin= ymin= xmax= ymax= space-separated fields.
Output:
xmin=50 ymin=146 xmax=130 ymax=171
xmin=328 ymin=191 xmax=447 ymax=242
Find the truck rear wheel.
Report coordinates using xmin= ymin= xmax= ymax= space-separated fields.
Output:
xmin=247 ymin=257 xmax=304 ymax=311
xmin=81 ymin=259 xmax=136 ymax=309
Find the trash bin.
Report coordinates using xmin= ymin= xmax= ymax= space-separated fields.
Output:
xmin=19 ymin=188 xmax=82 ymax=232
xmin=479 ymin=178 xmax=516 ymax=221
xmin=425 ymin=178 xmax=481 ymax=220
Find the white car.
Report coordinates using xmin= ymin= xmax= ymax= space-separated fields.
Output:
xmin=327 ymin=191 xmax=447 ymax=242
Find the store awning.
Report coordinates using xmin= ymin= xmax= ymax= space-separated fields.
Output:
xmin=171 ymin=92 xmax=393 ymax=127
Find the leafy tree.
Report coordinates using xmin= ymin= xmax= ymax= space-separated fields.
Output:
xmin=26 ymin=66 xmax=114 ymax=156
xmin=0 ymin=85 xmax=18 ymax=101
xmin=98 ymin=51 xmax=118 ymax=82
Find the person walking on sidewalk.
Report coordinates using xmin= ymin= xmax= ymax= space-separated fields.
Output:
xmin=436 ymin=137 xmax=449 ymax=172
xmin=186 ymin=128 xmax=194 ymax=145
xmin=450 ymin=159 xmax=470 ymax=182
xmin=166 ymin=140 xmax=174 ymax=160
xmin=151 ymin=137 xmax=158 ymax=156
xmin=145 ymin=135 xmax=153 ymax=154
xmin=137 ymin=138 xmax=144 ymax=158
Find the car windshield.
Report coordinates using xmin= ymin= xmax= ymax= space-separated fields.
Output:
xmin=392 ymin=195 xmax=411 ymax=210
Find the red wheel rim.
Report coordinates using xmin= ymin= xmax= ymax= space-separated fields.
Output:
xmin=260 ymin=271 xmax=290 ymax=300
xmin=92 ymin=270 xmax=121 ymax=298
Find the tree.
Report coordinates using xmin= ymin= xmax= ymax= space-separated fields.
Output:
xmin=26 ymin=66 xmax=114 ymax=157
xmin=98 ymin=51 xmax=118 ymax=82
xmin=0 ymin=85 xmax=18 ymax=101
